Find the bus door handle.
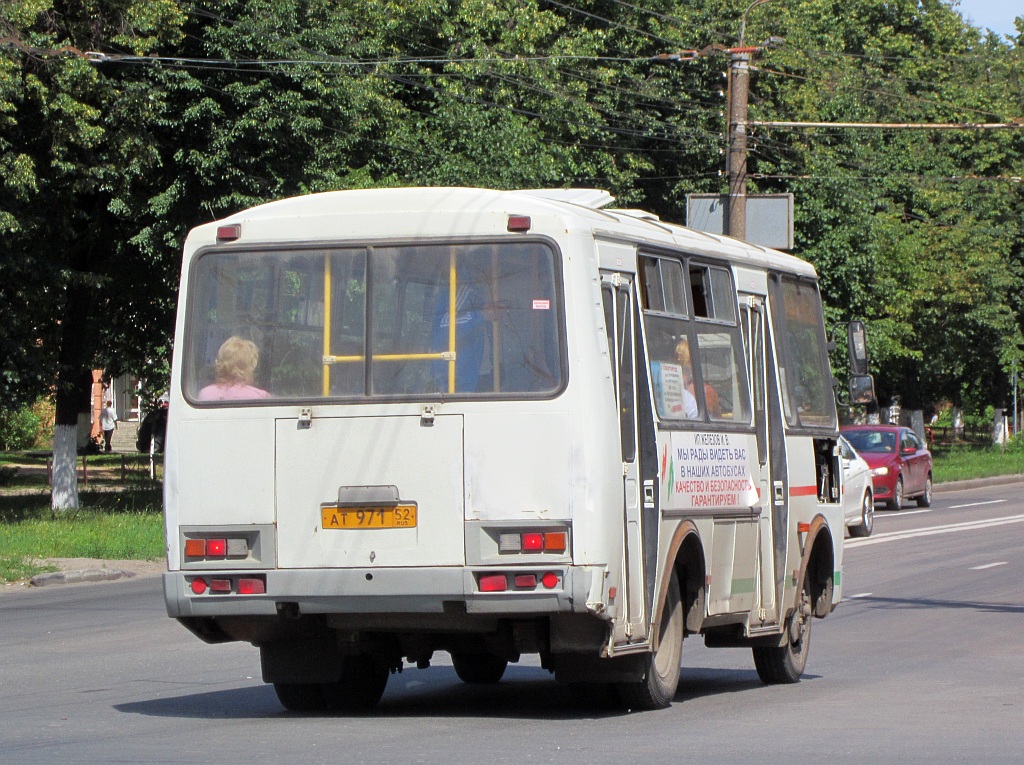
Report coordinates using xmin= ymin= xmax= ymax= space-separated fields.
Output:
xmin=643 ymin=480 xmax=655 ymax=509
xmin=773 ymin=481 xmax=785 ymax=506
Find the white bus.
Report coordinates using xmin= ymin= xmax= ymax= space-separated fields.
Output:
xmin=163 ymin=187 xmax=861 ymax=712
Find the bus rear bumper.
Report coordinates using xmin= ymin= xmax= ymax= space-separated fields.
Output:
xmin=163 ymin=565 xmax=600 ymax=620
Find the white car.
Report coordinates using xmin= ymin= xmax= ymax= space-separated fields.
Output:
xmin=839 ymin=436 xmax=873 ymax=537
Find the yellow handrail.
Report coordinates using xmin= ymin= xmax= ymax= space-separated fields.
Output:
xmin=322 ymin=255 xmax=332 ymax=396
xmin=448 ymin=249 xmax=457 ymax=393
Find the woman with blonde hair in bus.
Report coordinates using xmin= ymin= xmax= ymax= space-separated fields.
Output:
xmin=675 ymin=338 xmax=721 ymax=418
xmin=198 ymin=336 xmax=271 ymax=401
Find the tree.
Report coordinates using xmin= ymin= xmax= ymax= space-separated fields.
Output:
xmin=0 ymin=0 xmax=186 ymax=509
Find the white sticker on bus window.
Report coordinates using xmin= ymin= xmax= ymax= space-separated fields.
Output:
xmin=533 ymin=299 xmax=550 ymax=310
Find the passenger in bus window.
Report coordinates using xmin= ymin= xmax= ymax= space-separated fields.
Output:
xmin=675 ymin=339 xmax=720 ymax=418
xmin=198 ymin=336 xmax=271 ymax=401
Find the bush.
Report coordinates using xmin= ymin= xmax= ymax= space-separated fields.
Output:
xmin=0 ymin=401 xmax=45 ymax=451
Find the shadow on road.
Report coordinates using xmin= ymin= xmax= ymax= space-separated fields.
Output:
xmin=114 ymin=663 xmax=787 ymax=720
xmin=846 ymin=594 xmax=1024 ymax=615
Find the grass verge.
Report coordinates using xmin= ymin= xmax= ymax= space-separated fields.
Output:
xmin=932 ymin=444 xmax=1024 ymax=483
xmin=0 ymin=488 xmax=164 ymax=584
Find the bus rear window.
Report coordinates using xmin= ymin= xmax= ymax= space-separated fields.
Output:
xmin=184 ymin=241 xmax=564 ymax=402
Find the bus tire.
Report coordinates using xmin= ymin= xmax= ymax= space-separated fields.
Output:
xmin=273 ymin=682 xmax=328 ymax=712
xmin=616 ymin=573 xmax=683 ymax=710
xmin=753 ymin=575 xmax=812 ymax=684
xmin=322 ymin=655 xmax=389 ymax=712
xmin=451 ymin=653 xmax=508 ymax=684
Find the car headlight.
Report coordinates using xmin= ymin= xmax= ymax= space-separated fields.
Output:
xmin=871 ymin=466 xmax=890 ymax=476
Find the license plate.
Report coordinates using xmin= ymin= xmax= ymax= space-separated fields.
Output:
xmin=321 ymin=504 xmax=417 ymax=529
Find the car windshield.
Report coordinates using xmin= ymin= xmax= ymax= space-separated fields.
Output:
xmin=843 ymin=429 xmax=896 ymax=454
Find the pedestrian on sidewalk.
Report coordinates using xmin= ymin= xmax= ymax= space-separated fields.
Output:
xmin=100 ymin=399 xmax=118 ymax=452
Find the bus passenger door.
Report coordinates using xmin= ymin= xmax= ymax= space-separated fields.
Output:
xmin=602 ymin=273 xmax=650 ymax=643
xmin=743 ymin=296 xmax=784 ymax=627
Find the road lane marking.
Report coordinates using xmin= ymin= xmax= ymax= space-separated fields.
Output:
xmin=948 ymin=500 xmax=1008 ymax=510
xmin=844 ymin=592 xmax=873 ymax=599
xmin=847 ymin=514 xmax=1024 ymax=548
xmin=880 ymin=508 xmax=932 ymax=517
xmin=969 ymin=562 xmax=1008 ymax=570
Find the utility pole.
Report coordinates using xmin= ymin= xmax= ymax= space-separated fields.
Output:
xmin=725 ymin=0 xmax=773 ymax=240
xmin=726 ymin=49 xmax=752 ymax=240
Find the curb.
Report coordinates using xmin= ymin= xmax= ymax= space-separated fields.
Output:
xmin=29 ymin=568 xmax=136 ymax=587
xmin=934 ymin=474 xmax=1024 ymax=493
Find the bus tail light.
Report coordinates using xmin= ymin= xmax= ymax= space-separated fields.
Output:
xmin=216 ymin=224 xmax=241 ymax=242
xmin=507 ymin=215 xmax=531 ymax=232
xmin=541 ymin=572 xmax=559 ymax=589
xmin=206 ymin=539 xmax=227 ymax=557
xmin=184 ymin=535 xmax=250 ymax=560
xmin=184 ymin=539 xmax=206 ymax=557
xmin=496 ymin=529 xmax=569 ymax=555
xmin=543 ymin=532 xmax=566 ymax=551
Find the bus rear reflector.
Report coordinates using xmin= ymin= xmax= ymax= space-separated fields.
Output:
xmin=190 ymin=578 xmax=207 ymax=595
xmin=210 ymin=579 xmax=231 ymax=593
xmin=479 ymin=574 xmax=508 ymax=592
xmin=541 ymin=572 xmax=559 ymax=589
xmin=237 ymin=577 xmax=266 ymax=595
xmin=514 ymin=574 xmax=537 ymax=588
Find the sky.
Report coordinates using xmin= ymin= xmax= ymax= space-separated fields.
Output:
xmin=949 ymin=0 xmax=1021 ymax=39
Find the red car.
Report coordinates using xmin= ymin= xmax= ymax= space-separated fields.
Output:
xmin=839 ymin=425 xmax=933 ymax=510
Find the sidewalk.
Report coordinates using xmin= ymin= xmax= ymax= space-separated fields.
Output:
xmin=933 ymin=473 xmax=1024 ymax=493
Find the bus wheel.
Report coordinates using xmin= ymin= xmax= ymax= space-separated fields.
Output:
xmin=322 ymin=655 xmax=389 ymax=712
xmin=273 ymin=682 xmax=328 ymax=712
xmin=753 ymin=576 xmax=812 ymax=684
xmin=451 ymin=652 xmax=508 ymax=684
xmin=616 ymin=573 xmax=683 ymax=710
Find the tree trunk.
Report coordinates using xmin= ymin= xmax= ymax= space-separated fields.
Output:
xmin=51 ymin=424 xmax=80 ymax=511
xmin=51 ymin=283 xmax=93 ymax=513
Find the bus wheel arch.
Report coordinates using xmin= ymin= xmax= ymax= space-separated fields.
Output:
xmin=664 ymin=522 xmax=707 ymax=636
xmin=799 ymin=516 xmax=836 ymax=619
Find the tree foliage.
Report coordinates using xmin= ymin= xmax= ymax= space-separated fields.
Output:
xmin=1 ymin=0 xmax=1022 ymax=432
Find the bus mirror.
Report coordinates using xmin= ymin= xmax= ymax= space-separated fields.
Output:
xmin=848 ymin=374 xmax=876 ymax=405
xmin=847 ymin=321 xmax=868 ymax=376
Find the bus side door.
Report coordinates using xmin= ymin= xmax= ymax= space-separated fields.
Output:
xmin=742 ymin=294 xmax=787 ymax=628
xmin=602 ymin=272 xmax=655 ymax=643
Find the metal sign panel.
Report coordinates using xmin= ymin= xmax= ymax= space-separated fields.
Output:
xmin=686 ymin=194 xmax=794 ymax=250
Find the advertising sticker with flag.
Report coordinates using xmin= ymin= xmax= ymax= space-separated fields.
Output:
xmin=662 ymin=432 xmax=758 ymax=510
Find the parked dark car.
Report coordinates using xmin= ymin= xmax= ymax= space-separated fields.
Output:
xmin=839 ymin=425 xmax=933 ymax=510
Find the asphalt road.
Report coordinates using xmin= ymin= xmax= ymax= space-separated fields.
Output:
xmin=1 ymin=482 xmax=1022 ymax=765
